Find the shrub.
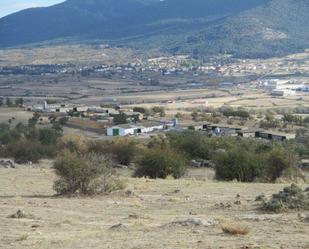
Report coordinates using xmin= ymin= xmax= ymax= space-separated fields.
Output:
xmin=212 ymin=139 xmax=297 ymax=182
xmin=58 ymin=117 xmax=69 ymax=125
xmin=111 ymin=138 xmax=138 ymax=166
xmin=8 ymin=139 xmax=42 ymax=164
xmin=39 ymin=128 xmax=61 ymax=145
xmin=214 ymin=149 xmax=264 ymax=182
xmin=59 ymin=135 xmax=89 ymax=154
xmin=221 ymin=107 xmax=250 ymax=119
xmin=152 ymin=106 xmax=165 ymax=117
xmin=220 ymin=220 xmax=250 ymax=235
xmin=262 ymin=184 xmax=309 ymax=212
xmin=113 ymin=113 xmax=128 ymax=125
xmin=166 ymin=131 xmax=212 ymax=160
xmin=53 ymin=152 xmax=124 ymax=195
xmin=264 ymin=147 xmax=295 ymax=182
xmin=133 ymin=107 xmax=150 ymax=115
xmin=87 ymin=140 xmax=111 ymax=154
xmin=134 ymin=147 xmax=187 ymax=179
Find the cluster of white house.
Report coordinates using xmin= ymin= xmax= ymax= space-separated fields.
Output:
xmin=261 ymin=79 xmax=308 ymax=97
xmin=191 ymin=123 xmax=296 ymax=142
xmin=107 ymin=122 xmax=165 ymax=136
xmin=28 ymin=101 xmax=93 ymax=113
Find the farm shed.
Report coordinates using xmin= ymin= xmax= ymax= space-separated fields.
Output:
xmin=107 ymin=122 xmax=164 ymax=136
xmin=107 ymin=124 xmax=138 ymax=136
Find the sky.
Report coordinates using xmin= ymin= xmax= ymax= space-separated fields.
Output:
xmin=0 ymin=0 xmax=64 ymax=18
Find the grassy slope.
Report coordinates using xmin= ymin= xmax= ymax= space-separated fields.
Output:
xmin=0 ymin=163 xmax=308 ymax=249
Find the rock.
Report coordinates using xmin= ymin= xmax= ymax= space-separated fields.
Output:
xmin=255 ymin=194 xmax=266 ymax=202
xmin=128 ymin=214 xmax=139 ymax=219
xmin=9 ymin=209 xmax=26 ymax=219
xmin=234 ymin=200 xmax=242 ymax=205
xmin=125 ymin=190 xmax=134 ymax=197
xmin=109 ymin=223 xmax=128 ymax=230
xmin=114 ymin=164 xmax=128 ymax=169
xmin=215 ymin=202 xmax=233 ymax=209
xmin=0 ymin=159 xmax=15 ymax=169
xmin=168 ymin=218 xmax=218 ymax=227
xmin=298 ymin=213 xmax=309 ymax=223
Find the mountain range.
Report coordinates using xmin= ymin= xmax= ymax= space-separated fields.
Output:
xmin=0 ymin=0 xmax=308 ymax=58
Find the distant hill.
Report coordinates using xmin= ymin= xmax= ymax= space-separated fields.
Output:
xmin=0 ymin=0 xmax=308 ymax=58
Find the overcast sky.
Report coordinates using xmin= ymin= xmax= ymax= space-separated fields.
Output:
xmin=0 ymin=0 xmax=64 ymax=18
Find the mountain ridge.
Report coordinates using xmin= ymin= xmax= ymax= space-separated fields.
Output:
xmin=0 ymin=0 xmax=308 ymax=58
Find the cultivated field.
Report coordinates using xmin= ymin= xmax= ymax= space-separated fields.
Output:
xmin=1 ymin=163 xmax=308 ymax=249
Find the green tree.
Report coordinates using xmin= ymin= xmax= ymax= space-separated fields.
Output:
xmin=53 ymin=152 xmax=123 ymax=195
xmin=39 ymin=128 xmax=61 ymax=145
xmin=58 ymin=117 xmax=69 ymax=125
xmin=152 ymin=106 xmax=165 ymax=117
xmin=15 ymin=98 xmax=24 ymax=107
xmin=135 ymin=147 xmax=187 ymax=179
xmin=8 ymin=139 xmax=42 ymax=164
xmin=133 ymin=107 xmax=149 ymax=114
xmin=265 ymin=147 xmax=294 ymax=182
xmin=111 ymin=138 xmax=137 ymax=166
xmin=214 ymin=148 xmax=264 ymax=182
xmin=6 ymin=98 xmax=13 ymax=107
xmin=28 ymin=113 xmax=41 ymax=128
xmin=113 ymin=113 xmax=128 ymax=125
xmin=191 ymin=111 xmax=199 ymax=121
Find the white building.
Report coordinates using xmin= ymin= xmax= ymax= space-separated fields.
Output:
xmin=107 ymin=122 xmax=164 ymax=136
xmin=264 ymin=79 xmax=304 ymax=91
xmin=271 ymin=89 xmax=296 ymax=96
xmin=107 ymin=124 xmax=139 ymax=136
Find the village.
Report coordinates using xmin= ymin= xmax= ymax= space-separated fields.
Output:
xmin=23 ymin=99 xmax=300 ymax=143
xmin=1 ymin=1 xmax=309 ymax=248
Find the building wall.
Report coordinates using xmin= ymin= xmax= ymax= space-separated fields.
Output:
xmin=141 ymin=124 xmax=164 ymax=133
xmin=107 ymin=127 xmax=130 ymax=136
xmin=108 ymin=124 xmax=164 ymax=136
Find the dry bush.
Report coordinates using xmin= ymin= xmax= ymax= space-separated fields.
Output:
xmin=220 ymin=220 xmax=250 ymax=235
xmin=53 ymin=151 xmax=125 ymax=195
xmin=59 ymin=135 xmax=89 ymax=154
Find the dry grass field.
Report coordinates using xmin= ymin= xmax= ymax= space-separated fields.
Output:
xmin=0 ymin=108 xmax=33 ymax=124
xmin=0 ymin=45 xmax=134 ymax=66
xmin=1 ymin=162 xmax=308 ymax=249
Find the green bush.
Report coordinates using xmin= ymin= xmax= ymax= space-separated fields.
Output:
xmin=167 ymin=131 xmax=212 ymax=160
xmin=214 ymin=149 xmax=264 ymax=182
xmin=0 ymin=113 xmax=64 ymax=163
xmin=134 ymin=147 xmax=187 ymax=179
xmin=261 ymin=184 xmax=309 ymax=212
xmin=265 ymin=148 xmax=295 ymax=182
xmin=8 ymin=139 xmax=42 ymax=164
xmin=110 ymin=138 xmax=138 ymax=166
xmin=39 ymin=128 xmax=61 ymax=145
xmin=54 ymin=152 xmax=124 ymax=195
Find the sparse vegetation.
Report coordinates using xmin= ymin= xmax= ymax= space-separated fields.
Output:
xmin=220 ymin=220 xmax=250 ymax=235
xmin=152 ymin=106 xmax=165 ymax=117
xmin=0 ymin=114 xmax=63 ymax=163
xmin=164 ymin=131 xmax=301 ymax=183
xmin=54 ymin=152 xmax=124 ymax=195
xmin=261 ymin=184 xmax=309 ymax=213
xmin=110 ymin=138 xmax=138 ymax=166
xmin=112 ymin=113 xmax=128 ymax=125
xmin=134 ymin=146 xmax=187 ymax=179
